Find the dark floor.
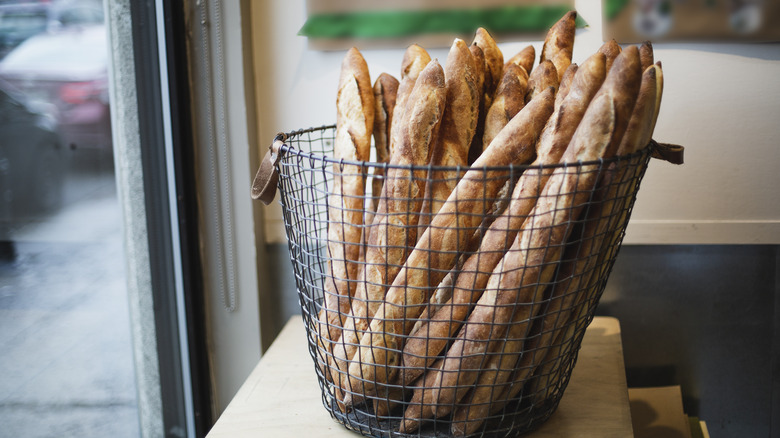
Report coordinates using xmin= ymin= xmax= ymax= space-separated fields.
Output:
xmin=0 ymin=150 xmax=140 ymax=438
xmin=597 ymin=244 xmax=779 ymax=438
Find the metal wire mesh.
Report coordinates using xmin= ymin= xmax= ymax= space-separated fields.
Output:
xmin=273 ymin=125 xmax=653 ymax=438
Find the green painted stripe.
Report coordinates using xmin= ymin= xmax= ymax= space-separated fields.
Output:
xmin=604 ymin=0 xmax=631 ymax=20
xmin=299 ymin=5 xmax=587 ymax=39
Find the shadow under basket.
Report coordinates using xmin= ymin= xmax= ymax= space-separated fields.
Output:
xmin=252 ymin=125 xmax=683 ymax=438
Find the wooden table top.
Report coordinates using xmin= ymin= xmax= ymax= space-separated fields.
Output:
xmin=207 ymin=316 xmax=633 ymax=437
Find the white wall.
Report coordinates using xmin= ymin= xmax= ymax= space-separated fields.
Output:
xmin=190 ymin=0 xmax=263 ymax=418
xmin=254 ymin=0 xmax=780 ymax=245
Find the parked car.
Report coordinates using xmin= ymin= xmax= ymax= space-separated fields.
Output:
xmin=0 ymin=24 xmax=111 ymax=150
xmin=0 ymin=0 xmax=104 ymax=58
xmin=46 ymin=0 xmax=103 ymax=31
xmin=0 ymin=78 xmax=64 ymax=252
xmin=0 ymin=1 xmax=49 ymax=58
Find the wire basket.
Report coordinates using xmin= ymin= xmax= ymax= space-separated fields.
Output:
xmin=258 ymin=124 xmax=668 ymax=438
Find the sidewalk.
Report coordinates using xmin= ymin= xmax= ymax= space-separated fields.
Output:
xmin=0 ymin=170 xmax=140 ymax=438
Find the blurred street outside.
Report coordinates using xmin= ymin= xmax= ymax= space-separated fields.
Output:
xmin=0 ymin=150 xmax=140 ymax=438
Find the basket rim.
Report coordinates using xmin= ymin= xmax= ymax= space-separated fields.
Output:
xmin=276 ymin=124 xmax=656 ymax=172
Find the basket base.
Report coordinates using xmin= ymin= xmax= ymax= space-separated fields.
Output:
xmin=326 ymin=394 xmax=563 ymax=438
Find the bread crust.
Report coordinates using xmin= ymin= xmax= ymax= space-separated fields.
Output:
xmin=491 ymin=63 xmax=660 ymax=416
xmin=428 ymin=90 xmax=618 ymax=420
xmin=405 ymin=55 xmax=610 ymax=420
xmin=319 ymin=47 xmax=374 ymax=347
xmin=540 ymin=11 xmax=577 ymax=81
xmin=343 ymin=88 xmax=554 ymax=405
xmin=599 ymin=39 xmax=622 ymax=72
xmin=482 ymin=62 xmax=529 ymax=148
xmin=388 ymin=44 xmax=431 ymax=158
xmin=332 ymin=60 xmax=447 ymax=400
xmin=419 ymin=39 xmax=481 ymax=230
xmin=639 ymin=40 xmax=654 ymax=71
xmin=592 ymin=45 xmax=643 ymax=158
xmin=444 ymin=49 xmax=644 ymax=426
xmin=468 ymin=28 xmax=504 ymax=163
xmin=525 ymin=59 xmax=559 ymax=104
xmin=505 ymin=44 xmax=535 ymax=76
xmin=399 ymin=53 xmax=606 ymax=391
xmin=370 ymin=73 xmax=399 ymax=212
xmin=555 ymin=62 xmax=578 ymax=111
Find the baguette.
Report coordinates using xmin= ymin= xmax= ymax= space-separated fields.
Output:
xmin=534 ymin=63 xmax=660 ymax=382
xmin=418 ymin=38 xmax=481 ymax=230
xmin=427 ymin=89 xmax=622 ymax=420
xmin=482 ymin=62 xmax=529 ymax=148
xmin=505 ymin=44 xmax=535 ymax=76
xmin=520 ymin=308 xmax=582 ymax=405
xmin=319 ymin=48 xmax=374 ymax=349
xmin=650 ymin=61 xmax=664 ymax=135
xmin=573 ymin=60 xmax=663 ymax=318
xmin=388 ymin=44 xmax=431 ymax=158
xmin=599 ymin=39 xmax=622 ymax=72
xmin=467 ymin=66 xmax=657 ymax=428
xmin=639 ymin=40 xmax=654 ymax=71
xmin=457 ymin=50 xmax=647 ymax=423
xmin=474 ymin=27 xmax=504 ymax=113
xmin=469 ymin=27 xmax=504 ymax=162
xmin=370 ymin=73 xmax=399 ymax=213
xmin=540 ymin=10 xmax=577 ymax=81
xmin=398 ymin=359 xmax=443 ymax=434
xmin=331 ymin=60 xmax=447 ymax=398
xmin=449 ymin=291 xmax=549 ymax=437
xmin=555 ymin=63 xmax=578 ymax=111
xmin=343 ymin=88 xmax=555 ymax=405
xmin=469 ymin=43 xmax=486 ymax=114
xmin=525 ymin=59 xmax=559 ymax=104
xmin=399 ymin=52 xmax=607 ymax=389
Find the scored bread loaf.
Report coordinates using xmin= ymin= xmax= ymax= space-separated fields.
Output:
xmin=575 ymin=60 xmax=663 ymax=316
xmin=399 ymin=51 xmax=607 ymax=391
xmin=555 ymin=62 xmax=578 ymax=110
xmin=331 ymin=60 xmax=447 ymax=401
xmin=540 ymin=10 xmax=577 ymax=81
xmin=427 ymin=90 xmax=621 ymax=421
xmin=473 ymin=27 xmax=504 ymax=113
xmin=505 ymin=44 xmax=535 ymax=76
xmin=388 ymin=44 xmax=431 ymax=158
xmin=525 ymin=59 xmax=559 ymax=104
xmin=639 ymin=40 xmax=654 ymax=71
xmin=452 ymin=59 xmax=654 ymax=434
xmin=650 ymin=61 xmax=663 ymax=135
xmin=482 ymin=62 xmax=529 ymax=148
xmin=369 ymin=73 xmax=399 ymax=213
xmin=468 ymin=27 xmax=504 ymax=162
xmin=397 ymin=359 xmax=443 ymax=434
xmin=432 ymin=47 xmax=643 ymax=424
xmin=501 ymin=62 xmax=662 ymax=414
xmin=599 ymin=39 xmax=622 ymax=72
xmin=342 ymin=88 xmax=555 ymax=405
xmin=318 ymin=47 xmax=374 ymax=351
xmin=469 ymin=43 xmax=486 ymax=115
xmin=418 ymin=38 xmax=481 ymax=231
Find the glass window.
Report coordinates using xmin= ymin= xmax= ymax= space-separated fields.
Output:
xmin=0 ymin=2 xmax=140 ymax=436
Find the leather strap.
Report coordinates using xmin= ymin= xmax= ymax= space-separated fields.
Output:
xmin=651 ymin=141 xmax=684 ymax=165
xmin=251 ymin=133 xmax=286 ymax=205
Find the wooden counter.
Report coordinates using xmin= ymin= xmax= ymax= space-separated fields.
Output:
xmin=207 ymin=316 xmax=633 ymax=437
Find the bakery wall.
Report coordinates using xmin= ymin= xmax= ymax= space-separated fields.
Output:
xmin=246 ymin=1 xmax=779 ymax=436
xmin=250 ymin=0 xmax=780 ymax=246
